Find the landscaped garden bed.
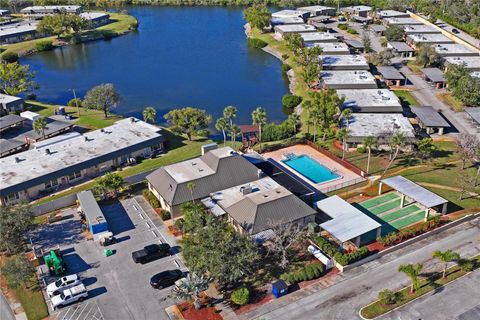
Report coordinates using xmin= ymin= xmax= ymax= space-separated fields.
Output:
xmin=177 ymin=300 xmax=223 ymax=320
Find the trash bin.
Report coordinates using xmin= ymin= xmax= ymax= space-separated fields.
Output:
xmin=272 ymin=280 xmax=288 ymax=298
xmin=58 ymin=106 xmax=65 ymax=115
xmin=103 ymin=249 xmax=113 ymax=257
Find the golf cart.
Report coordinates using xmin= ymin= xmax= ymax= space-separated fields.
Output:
xmin=99 ymin=232 xmax=116 ymax=246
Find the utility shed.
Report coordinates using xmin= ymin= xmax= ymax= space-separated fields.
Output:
xmin=376 ymin=66 xmax=405 ymax=86
xmin=410 ymin=106 xmax=450 ymax=135
xmin=379 ymin=176 xmax=448 ymax=218
xmin=77 ymin=191 xmax=108 ymax=240
xmin=421 ymin=68 xmax=446 ymax=89
xmin=315 ymin=196 xmax=381 ymax=247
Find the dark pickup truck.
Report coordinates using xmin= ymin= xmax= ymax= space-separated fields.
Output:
xmin=132 ymin=244 xmax=171 ymax=264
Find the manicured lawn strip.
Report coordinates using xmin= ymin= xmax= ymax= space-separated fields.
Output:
xmin=391 ymin=211 xmax=425 ymax=229
xmin=360 ymin=193 xmax=399 ymax=209
xmin=370 ymin=199 xmax=402 ymax=215
xmin=13 ymin=284 xmax=49 ymax=320
xmin=360 ymin=255 xmax=480 ymax=319
xmin=381 ymin=205 xmax=422 ymax=223
xmin=406 ymin=60 xmax=423 ymax=74
xmin=393 ymin=90 xmax=419 ymax=107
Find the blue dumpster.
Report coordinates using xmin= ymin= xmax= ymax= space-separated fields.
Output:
xmin=272 ymin=280 xmax=288 ymax=298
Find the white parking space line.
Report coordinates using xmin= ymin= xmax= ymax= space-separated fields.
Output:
xmin=72 ymin=301 xmax=89 ymax=320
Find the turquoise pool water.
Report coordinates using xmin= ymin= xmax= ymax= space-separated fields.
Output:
xmin=283 ymin=155 xmax=340 ymax=184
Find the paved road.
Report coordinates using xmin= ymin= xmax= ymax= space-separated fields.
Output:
xmin=0 ymin=292 xmax=15 ymax=320
xmin=241 ymin=217 xmax=480 ymax=320
xmin=435 ymin=20 xmax=480 ymax=50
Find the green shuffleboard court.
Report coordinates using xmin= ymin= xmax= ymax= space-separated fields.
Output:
xmin=369 ymin=199 xmax=402 ymax=215
xmin=391 ymin=211 xmax=425 ymax=229
xmin=360 ymin=193 xmax=400 ymax=209
xmin=381 ymin=204 xmax=423 ymax=223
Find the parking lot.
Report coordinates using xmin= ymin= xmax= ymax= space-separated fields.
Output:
xmin=30 ymin=196 xmax=185 ymax=320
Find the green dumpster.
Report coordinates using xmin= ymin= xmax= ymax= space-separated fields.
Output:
xmin=104 ymin=249 xmax=113 ymax=257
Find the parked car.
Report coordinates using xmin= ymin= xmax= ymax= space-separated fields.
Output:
xmin=51 ymin=284 xmax=88 ymax=309
xmin=452 ymin=28 xmax=460 ymax=34
xmin=46 ymin=274 xmax=81 ymax=297
xmin=150 ymin=269 xmax=183 ymax=289
xmin=132 ymin=243 xmax=171 ymax=264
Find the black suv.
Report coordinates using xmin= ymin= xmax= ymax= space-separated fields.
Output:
xmin=131 ymin=243 xmax=171 ymax=264
xmin=150 ymin=270 xmax=183 ymax=289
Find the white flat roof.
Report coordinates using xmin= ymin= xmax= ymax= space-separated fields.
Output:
xmin=342 ymin=5 xmax=372 ymax=12
xmin=471 ymin=71 xmax=480 ymax=79
xmin=381 ymin=176 xmax=448 ymax=208
xmin=408 ymin=33 xmax=454 ymax=44
xmin=338 ymin=89 xmax=402 ymax=111
xmin=80 ymin=12 xmax=109 ymax=20
xmin=300 ymin=32 xmax=337 ymax=42
xmin=272 ymin=10 xmax=305 ymax=19
xmin=444 ymin=56 xmax=480 ymax=70
xmin=0 ymin=21 xmax=38 ymax=37
xmin=275 ymin=24 xmax=316 ymax=33
xmin=403 ymin=25 xmax=440 ymax=34
xmin=316 ymin=195 xmax=381 ymax=243
xmin=298 ymin=5 xmax=334 ymax=12
xmin=322 ymin=55 xmax=368 ymax=67
xmin=271 ymin=16 xmax=304 ymax=24
xmin=314 ymin=42 xmax=350 ymax=54
xmin=321 ymin=70 xmax=377 ymax=85
xmin=433 ymin=43 xmax=478 ymax=56
xmin=385 ymin=17 xmax=423 ymax=25
xmin=0 ymin=93 xmax=22 ymax=104
xmin=21 ymin=5 xmax=81 ymax=12
xmin=377 ymin=10 xmax=409 ymax=18
xmin=345 ymin=113 xmax=415 ymax=139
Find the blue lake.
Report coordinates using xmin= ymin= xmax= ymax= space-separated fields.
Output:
xmin=21 ymin=6 xmax=289 ymax=124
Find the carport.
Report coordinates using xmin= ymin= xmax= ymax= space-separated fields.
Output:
xmin=379 ymin=176 xmax=448 ymax=220
xmin=421 ymin=68 xmax=446 ymax=89
xmin=465 ymin=107 xmax=480 ymax=128
xmin=376 ymin=66 xmax=405 ymax=86
xmin=315 ymin=195 xmax=382 ymax=248
xmin=77 ymin=191 xmax=109 ymax=240
xmin=411 ymin=106 xmax=450 ymax=135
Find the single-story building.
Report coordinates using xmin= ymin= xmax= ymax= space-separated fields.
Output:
xmin=406 ymin=33 xmax=454 ymax=48
xmin=298 ymin=5 xmax=336 ymax=17
xmin=376 ymin=10 xmax=410 ymax=19
xmin=350 ymin=15 xmax=373 ymax=24
xmin=433 ymin=43 xmax=479 ymax=57
xmin=314 ymin=42 xmax=350 ymax=55
xmin=272 ymin=9 xmax=309 ymax=20
xmin=203 ymin=176 xmax=317 ymax=237
xmin=77 ymin=190 xmax=109 ymax=241
xmin=337 ymin=89 xmax=403 ymax=113
xmin=0 ymin=9 xmax=11 ymax=16
xmin=421 ymin=67 xmax=446 ymax=89
xmin=0 ymin=118 xmax=165 ymax=205
xmin=340 ymin=5 xmax=372 ymax=18
xmin=274 ymin=24 xmax=316 ymax=39
xmin=384 ymin=17 xmax=423 ymax=26
xmin=342 ymin=113 xmax=416 ymax=150
xmin=388 ymin=41 xmax=415 ymax=58
xmin=443 ymin=56 xmax=480 ymax=72
xmin=0 ymin=114 xmax=26 ymax=133
xmin=376 ymin=66 xmax=406 ymax=86
xmin=403 ymin=25 xmax=441 ymax=34
xmin=0 ymin=21 xmax=41 ymax=44
xmin=315 ymin=195 xmax=382 ymax=247
xmin=370 ymin=24 xmax=386 ymax=36
xmin=307 ymin=15 xmax=332 ymax=28
xmin=320 ymin=70 xmax=378 ymax=89
xmin=80 ymin=12 xmax=110 ymax=28
xmin=343 ymin=39 xmax=365 ymax=53
xmin=271 ymin=16 xmax=304 ymax=25
xmin=301 ymin=32 xmax=338 ymax=46
xmin=146 ymin=146 xmax=261 ymax=216
xmin=20 ymin=5 xmax=82 ymax=17
xmin=379 ymin=176 xmax=449 ymax=219
xmin=0 ymin=94 xmax=24 ymax=116
xmin=410 ymin=106 xmax=450 ymax=135
xmin=321 ymin=55 xmax=369 ymax=70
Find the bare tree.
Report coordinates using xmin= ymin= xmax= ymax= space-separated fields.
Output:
xmin=457 ymin=169 xmax=477 ymax=200
xmin=264 ymin=220 xmax=303 ymax=270
xmin=456 ymin=133 xmax=480 ymax=170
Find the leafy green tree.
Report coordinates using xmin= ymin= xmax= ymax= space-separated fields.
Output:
xmin=96 ymin=0 xmax=110 ymax=11
xmin=363 ymin=136 xmax=378 ymax=174
xmin=37 ymin=13 xmax=84 ymax=38
xmin=252 ymin=107 xmax=267 ymax=150
xmin=142 ymin=106 xmax=157 ymax=124
xmin=297 ymin=46 xmax=322 ymax=67
xmin=186 ymin=182 xmax=195 ymax=204
xmin=1 ymin=255 xmax=35 ymax=289
xmin=433 ymin=250 xmax=460 ymax=278
xmin=384 ymin=25 xmax=404 ymax=41
xmin=0 ymin=62 xmax=37 ymax=96
xmin=284 ymin=33 xmax=304 ymax=54
xmin=445 ymin=65 xmax=480 ymax=106
xmin=243 ymin=4 xmax=271 ymax=31
xmin=97 ymin=172 xmax=124 ymax=197
xmin=0 ymin=204 xmax=33 ymax=254
xmin=175 ymin=272 xmax=210 ymax=310
xmin=309 ymin=89 xmax=343 ymax=141
xmin=83 ymin=83 xmax=120 ymax=118
xmin=336 ymin=128 xmax=350 ymax=160
xmin=288 ymin=112 xmax=300 ymax=134
xmin=1 ymin=51 xmax=19 ymax=64
xmin=215 ymin=117 xmax=228 ymax=147
xmin=164 ymin=107 xmax=212 ymax=141
xmin=371 ymin=49 xmax=395 ymax=66
xmin=32 ymin=116 xmax=48 ymax=140
xmin=301 ymin=63 xmax=320 ymax=89
xmin=398 ymin=263 xmax=423 ymax=294
xmin=417 ymin=138 xmax=436 ymax=161
xmin=416 ymin=43 xmax=440 ymax=68
xmin=181 ymin=202 xmax=209 ymax=234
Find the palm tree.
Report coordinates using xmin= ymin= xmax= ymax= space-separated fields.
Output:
xmin=303 ymin=100 xmax=312 ymax=135
xmin=288 ymin=113 xmax=300 ymax=134
xmin=215 ymin=117 xmax=228 ymax=147
xmin=336 ymin=128 xmax=349 ymax=160
xmin=433 ymin=250 xmax=460 ymax=278
xmin=186 ymin=182 xmax=195 ymax=203
xmin=363 ymin=136 xmax=378 ymax=175
xmin=252 ymin=107 xmax=267 ymax=151
xmin=32 ymin=117 xmax=48 ymax=140
xmin=380 ymin=132 xmax=406 ymax=179
xmin=174 ymin=273 xmax=210 ymax=310
xmin=230 ymin=124 xmax=240 ymax=147
xmin=339 ymin=108 xmax=352 ymax=128
xmin=142 ymin=107 xmax=157 ymax=124
xmin=398 ymin=263 xmax=423 ymax=294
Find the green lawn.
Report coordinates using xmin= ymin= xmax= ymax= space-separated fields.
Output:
xmin=438 ymin=92 xmax=464 ymax=112
xmin=406 ymin=60 xmax=423 ymax=74
xmin=13 ymin=284 xmax=49 ymax=320
xmin=393 ymin=90 xmax=419 ymax=107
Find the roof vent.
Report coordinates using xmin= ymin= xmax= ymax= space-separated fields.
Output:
xmin=130 ymin=117 xmax=135 ymax=123
xmin=100 ymin=128 xmax=105 ymax=133
xmin=240 ymin=185 xmax=253 ymax=195
xmin=45 ymin=148 xmax=51 ymax=155
xmin=14 ymin=157 xmax=21 ymax=163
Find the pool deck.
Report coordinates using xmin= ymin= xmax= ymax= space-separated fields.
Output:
xmin=263 ymin=145 xmax=364 ymax=193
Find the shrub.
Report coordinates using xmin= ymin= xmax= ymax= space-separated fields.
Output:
xmin=174 ymin=218 xmax=185 ymax=231
xmin=35 ymin=40 xmax=54 ymax=52
xmin=338 ymin=23 xmax=348 ymax=30
xmin=67 ymin=98 xmax=82 ymax=108
xmin=1 ymin=51 xmax=19 ymax=63
xmin=281 ymin=54 xmax=289 ymax=60
xmin=26 ymin=93 xmax=37 ymax=101
xmin=281 ymin=63 xmax=291 ymax=74
xmin=247 ymin=37 xmax=267 ymax=49
xmin=357 ymin=146 xmax=366 ymax=153
xmin=142 ymin=189 xmax=160 ymax=208
xmin=378 ymin=289 xmax=398 ymax=305
xmin=262 ymin=121 xmax=295 ymax=142
xmin=231 ymin=287 xmax=249 ymax=306
xmin=458 ymin=259 xmax=475 ymax=272
xmin=159 ymin=209 xmax=171 ymax=220
xmin=347 ymin=28 xmax=358 ymax=34
xmin=282 ymin=94 xmax=302 ymax=110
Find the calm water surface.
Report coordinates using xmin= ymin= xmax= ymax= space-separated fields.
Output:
xmin=22 ymin=6 xmax=289 ymax=124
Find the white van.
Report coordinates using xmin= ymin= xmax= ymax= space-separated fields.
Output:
xmin=46 ymin=274 xmax=81 ymax=297
xmin=51 ymin=284 xmax=88 ymax=309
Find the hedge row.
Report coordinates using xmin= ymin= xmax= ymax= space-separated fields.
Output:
xmin=247 ymin=37 xmax=267 ymax=49
xmin=280 ymin=263 xmax=324 ymax=284
xmin=142 ymin=189 xmax=160 ymax=208
xmin=310 ymin=234 xmax=370 ymax=266
xmin=378 ymin=216 xmax=441 ymax=246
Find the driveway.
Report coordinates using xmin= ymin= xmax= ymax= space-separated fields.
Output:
xmin=240 ymin=216 xmax=480 ymax=320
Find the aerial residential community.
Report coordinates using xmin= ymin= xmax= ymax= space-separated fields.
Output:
xmin=0 ymin=1 xmax=479 ymax=320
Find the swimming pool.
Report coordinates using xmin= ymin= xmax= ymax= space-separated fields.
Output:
xmin=282 ymin=155 xmax=340 ymax=184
